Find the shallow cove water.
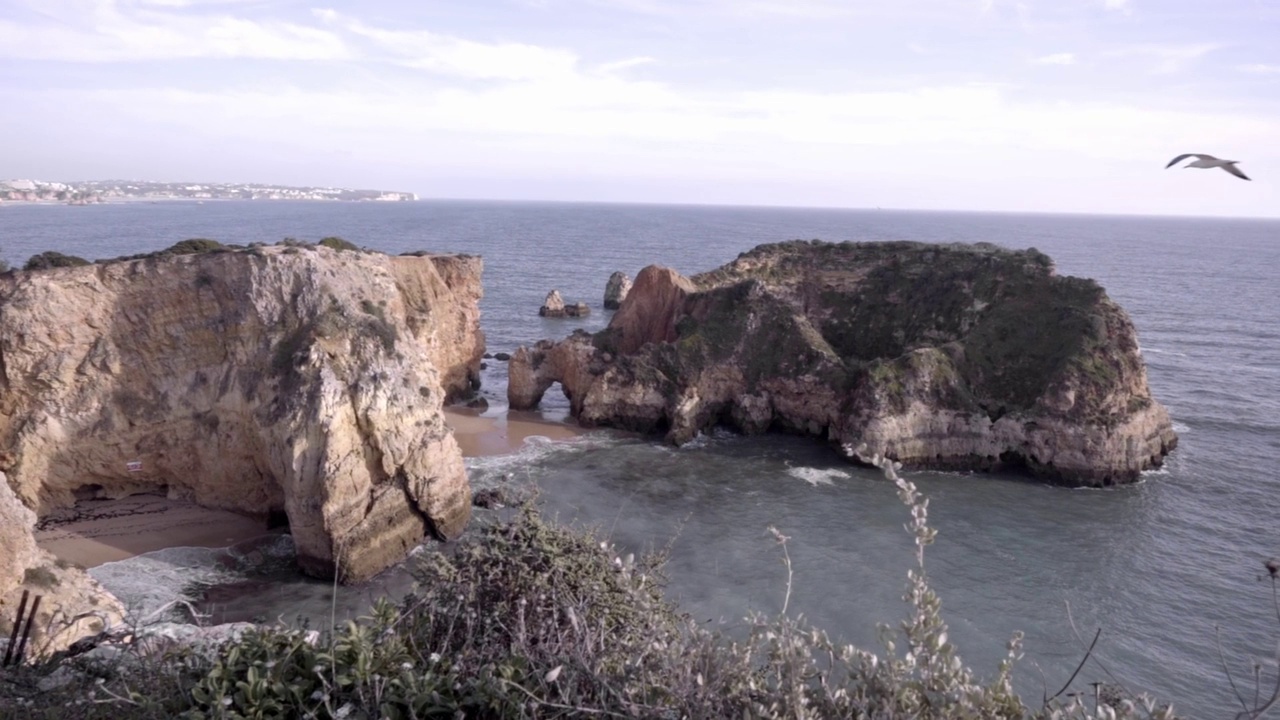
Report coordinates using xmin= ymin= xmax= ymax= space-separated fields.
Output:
xmin=3 ymin=201 xmax=1278 ymax=717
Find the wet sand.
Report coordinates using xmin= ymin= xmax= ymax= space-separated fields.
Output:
xmin=35 ymin=409 xmax=587 ymax=568
xmin=35 ymin=494 xmax=271 ymax=569
xmin=444 ymin=407 xmax=586 ymax=457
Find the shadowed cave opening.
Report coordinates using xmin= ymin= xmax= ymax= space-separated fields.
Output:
xmin=265 ymin=507 xmax=291 ymax=531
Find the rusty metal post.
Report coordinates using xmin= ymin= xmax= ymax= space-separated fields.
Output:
xmin=13 ymin=594 xmax=41 ymax=666
xmin=3 ymin=589 xmax=29 ymax=667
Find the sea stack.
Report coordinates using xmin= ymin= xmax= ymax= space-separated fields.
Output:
xmin=539 ymin=289 xmax=590 ymax=317
xmin=509 ymin=240 xmax=1178 ymax=487
xmin=0 ymin=245 xmax=484 ymax=653
xmin=604 ymin=271 xmax=632 ymax=310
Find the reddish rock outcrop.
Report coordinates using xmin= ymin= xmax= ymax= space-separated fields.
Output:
xmin=508 ymin=240 xmax=1177 ymax=486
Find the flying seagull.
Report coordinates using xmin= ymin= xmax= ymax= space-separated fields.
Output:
xmin=1165 ymin=153 xmax=1251 ymax=181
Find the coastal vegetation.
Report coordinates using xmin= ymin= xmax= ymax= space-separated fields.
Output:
xmin=320 ymin=236 xmax=361 ymax=252
xmin=9 ymin=237 xmax=382 ymax=269
xmin=0 ymin=476 xmax=1207 ymax=720
xmin=23 ymin=251 xmax=90 ymax=271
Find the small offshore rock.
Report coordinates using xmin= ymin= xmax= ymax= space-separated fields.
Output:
xmin=493 ymin=352 xmax=512 ymax=362
xmin=539 ymin=290 xmax=567 ymax=317
xmin=539 ymin=290 xmax=590 ymax=318
xmin=604 ymin=271 xmax=632 ymax=309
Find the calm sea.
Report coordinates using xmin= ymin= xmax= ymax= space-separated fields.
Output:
xmin=3 ymin=200 xmax=1278 ymax=717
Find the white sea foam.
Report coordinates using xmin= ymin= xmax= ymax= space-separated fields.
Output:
xmin=785 ymin=466 xmax=851 ymax=487
xmin=90 ymin=546 xmax=242 ymax=622
xmin=677 ymin=427 xmax=739 ymax=450
xmin=1140 ymin=346 xmax=1188 ymax=357
xmin=467 ymin=433 xmax=613 ymax=469
xmin=1172 ymin=422 xmax=1190 ymax=433
xmin=87 ymin=535 xmax=298 ymax=624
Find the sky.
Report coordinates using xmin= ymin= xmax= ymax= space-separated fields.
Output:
xmin=1 ymin=0 xmax=1278 ymax=217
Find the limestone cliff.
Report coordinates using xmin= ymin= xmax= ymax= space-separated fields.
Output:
xmin=0 ymin=245 xmax=483 ymax=629
xmin=509 ymin=240 xmax=1177 ymax=486
xmin=1 ymin=471 xmax=127 ymax=660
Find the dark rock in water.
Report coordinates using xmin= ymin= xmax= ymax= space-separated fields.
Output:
xmin=508 ymin=240 xmax=1178 ymax=487
xmin=480 ymin=362 xmax=488 ymax=370
xmin=604 ymin=271 xmax=632 ymax=309
xmin=539 ymin=290 xmax=590 ymax=317
xmin=483 ymin=352 xmax=494 ymax=359
xmin=465 ymin=395 xmax=489 ymax=411
xmin=493 ymin=352 xmax=512 ymax=362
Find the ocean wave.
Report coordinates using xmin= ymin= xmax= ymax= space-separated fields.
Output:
xmin=1140 ymin=346 xmax=1188 ymax=357
xmin=785 ymin=466 xmax=851 ymax=487
xmin=90 ymin=546 xmax=243 ymax=623
xmin=677 ymin=427 xmax=741 ymax=450
xmin=465 ymin=432 xmax=625 ymax=481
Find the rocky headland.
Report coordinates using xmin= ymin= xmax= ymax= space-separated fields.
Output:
xmin=0 ymin=243 xmax=483 ymax=656
xmin=509 ymin=240 xmax=1177 ymax=486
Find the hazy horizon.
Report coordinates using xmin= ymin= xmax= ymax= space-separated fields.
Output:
xmin=2 ymin=0 xmax=1277 ymax=218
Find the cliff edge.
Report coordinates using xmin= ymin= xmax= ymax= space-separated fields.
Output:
xmin=1 ymin=245 xmax=484 ymax=653
xmin=509 ymin=240 xmax=1177 ymax=486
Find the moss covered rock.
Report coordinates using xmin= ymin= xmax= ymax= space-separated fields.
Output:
xmin=509 ymin=240 xmax=1177 ymax=486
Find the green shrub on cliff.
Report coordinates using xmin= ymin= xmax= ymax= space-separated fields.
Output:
xmin=0 ymin=476 xmax=1194 ymax=720
xmin=164 ymin=239 xmax=225 ymax=255
xmin=23 ymin=251 xmax=90 ymax=271
xmin=319 ymin=236 xmax=360 ymax=252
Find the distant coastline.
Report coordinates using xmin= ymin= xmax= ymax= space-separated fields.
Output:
xmin=0 ymin=178 xmax=417 ymax=205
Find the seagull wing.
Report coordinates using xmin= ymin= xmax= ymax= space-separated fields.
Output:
xmin=1165 ymin=153 xmax=1217 ymax=168
xmin=1221 ymin=163 xmax=1252 ymax=181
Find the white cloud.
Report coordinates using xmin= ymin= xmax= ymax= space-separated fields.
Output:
xmin=1238 ymin=63 xmax=1280 ymax=74
xmin=1032 ymin=52 xmax=1076 ymax=65
xmin=52 ymin=76 xmax=1278 ymax=172
xmin=315 ymin=11 xmax=577 ymax=81
xmin=1103 ymin=43 xmax=1220 ymax=74
xmin=0 ymin=0 xmax=349 ymax=61
xmin=1101 ymin=0 xmax=1130 ymax=11
xmin=597 ymin=56 xmax=657 ymax=74
xmin=586 ymin=0 xmax=859 ymax=19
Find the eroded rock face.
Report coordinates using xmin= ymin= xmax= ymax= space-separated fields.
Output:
xmin=603 ymin=271 xmax=632 ymax=310
xmin=1 ymin=472 xmax=127 ymax=659
xmin=508 ymin=240 xmax=1178 ymax=486
xmin=0 ymin=246 xmax=482 ymax=608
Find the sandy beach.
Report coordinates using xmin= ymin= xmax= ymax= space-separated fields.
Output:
xmin=444 ymin=407 xmax=585 ymax=457
xmin=34 ymin=410 xmax=587 ymax=568
xmin=34 ymin=494 xmax=273 ymax=569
